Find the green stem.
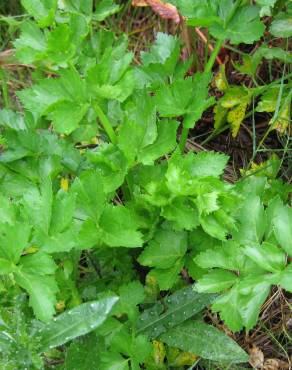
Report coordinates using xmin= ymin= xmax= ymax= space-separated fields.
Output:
xmin=0 ymin=69 xmax=10 ymax=108
xmin=94 ymin=104 xmax=117 ymax=144
xmin=204 ymin=39 xmax=224 ymax=73
xmin=179 ymin=124 xmax=189 ymax=152
xmin=179 ymin=39 xmax=223 ymax=152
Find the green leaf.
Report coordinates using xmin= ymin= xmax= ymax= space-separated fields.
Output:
xmin=45 ymin=24 xmax=76 ymax=66
xmin=22 ymin=179 xmax=53 ymax=235
xmin=50 ymin=190 xmax=76 ymax=234
xmin=138 ymin=229 xmax=187 ymax=269
xmin=58 ymin=0 xmax=93 ymax=15
xmin=0 ymin=194 xmax=16 ymax=224
xmin=196 ymin=191 xmax=219 ymax=215
xmin=141 ymin=32 xmax=179 ymax=67
xmin=114 ymin=281 xmax=145 ymax=322
xmin=210 ymin=5 xmax=265 ymax=44
xmin=160 ymin=320 xmax=248 ymax=363
xmin=211 ymin=277 xmax=273 ymax=331
xmin=136 ymin=285 xmax=215 ymax=338
xmin=21 ymin=0 xmax=57 ymax=27
xmin=131 ymin=334 xmax=152 ymax=368
xmin=65 ymin=334 xmax=101 ymax=370
xmin=100 ymin=352 xmax=129 ymax=370
xmin=15 ymin=272 xmax=58 ymax=322
xmin=233 ymin=195 xmax=266 ymax=244
xmin=155 ymin=78 xmax=193 ymax=117
xmin=0 ymin=222 xmax=31 ymax=263
xmin=172 ymin=0 xmax=218 ymax=27
xmin=40 ymin=225 xmax=79 ymax=253
xmin=183 ymin=72 xmax=215 ymax=129
xmin=14 ymin=21 xmax=46 ymax=64
xmin=154 ymin=73 xmax=214 ymax=129
xmin=200 ymin=213 xmax=229 ymax=241
xmin=270 ymin=13 xmax=292 ymax=38
xmin=237 ymin=48 xmax=292 ymax=77
xmin=118 ymin=92 xmax=157 ymax=164
xmin=72 ymin=170 xmax=106 ymax=222
xmin=48 ymin=101 xmax=89 ymax=134
xmin=186 ymin=151 xmax=229 ymax=178
xmin=19 ymin=252 xmax=57 ymax=275
xmin=196 ymin=269 xmax=238 ymax=293
xmin=106 ymin=325 xmax=152 ymax=369
xmin=184 ymin=2 xmax=264 ymax=44
xmin=256 ymin=0 xmax=277 ymax=16
xmin=211 ymin=288 xmax=243 ymax=332
xmin=93 ymin=0 xmax=120 ymax=21
xmin=78 ymin=219 xmax=100 ymax=249
xmin=37 ymin=295 xmax=119 ymax=351
xmin=148 ymin=259 xmax=184 ymax=291
xmin=238 ymin=279 xmax=271 ymax=330
xmin=0 ymin=109 xmax=26 ymax=130
xmin=86 ymin=143 xmax=128 ymax=193
xmin=0 ymin=258 xmax=16 ymax=275
xmin=138 ymin=120 xmax=179 ymax=165
xmin=279 ymin=265 xmax=292 ymax=292
xmin=269 ymin=200 xmax=292 ymax=256
xmin=18 ymin=69 xmax=87 ymax=121
xmin=195 ymin=241 xmax=244 ymax=271
xmin=244 ymin=242 xmax=286 ymax=272
xmin=99 ymin=205 xmax=143 ymax=248
xmin=161 ymin=197 xmax=199 ymax=231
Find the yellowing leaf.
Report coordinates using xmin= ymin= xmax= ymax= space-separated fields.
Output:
xmin=90 ymin=136 xmax=99 ymax=145
xmin=214 ymin=65 xmax=229 ymax=92
xmin=227 ymin=102 xmax=248 ymax=137
xmin=152 ymin=340 xmax=166 ymax=365
xmin=214 ymin=105 xmax=228 ymax=130
xmin=60 ymin=178 xmax=69 ymax=192
xmin=169 ymin=348 xmax=198 ymax=367
xmin=56 ymin=300 xmax=66 ymax=311
xmin=241 ymin=155 xmax=280 ymax=179
xmin=271 ymin=99 xmax=291 ymax=134
xmin=24 ymin=246 xmax=39 ymax=254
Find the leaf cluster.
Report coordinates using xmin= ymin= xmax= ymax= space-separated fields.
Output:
xmin=0 ymin=0 xmax=291 ymax=368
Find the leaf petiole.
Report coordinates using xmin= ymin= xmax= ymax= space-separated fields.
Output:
xmin=93 ymin=103 xmax=117 ymax=144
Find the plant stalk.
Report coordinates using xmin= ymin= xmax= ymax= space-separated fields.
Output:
xmin=204 ymin=39 xmax=223 ymax=73
xmin=94 ymin=103 xmax=117 ymax=144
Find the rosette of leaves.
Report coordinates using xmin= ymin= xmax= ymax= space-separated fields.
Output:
xmin=132 ymin=150 xmax=241 ymax=290
xmin=194 ymin=178 xmax=292 ymax=331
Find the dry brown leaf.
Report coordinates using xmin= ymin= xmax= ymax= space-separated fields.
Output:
xmin=147 ymin=0 xmax=180 ymax=23
xmin=263 ymin=359 xmax=279 ymax=370
xmin=0 ymin=49 xmax=15 ymax=65
xmin=132 ymin=0 xmax=180 ymax=23
xmin=263 ymin=359 xmax=290 ymax=370
xmin=249 ymin=346 xmax=265 ymax=369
